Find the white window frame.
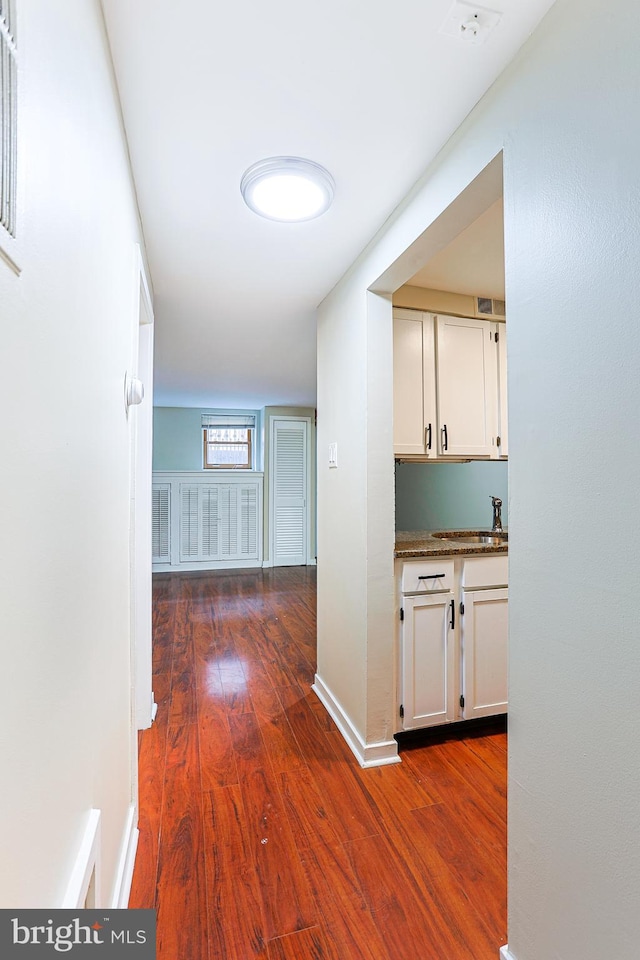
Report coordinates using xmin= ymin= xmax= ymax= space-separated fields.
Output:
xmin=201 ymin=412 xmax=257 ymax=471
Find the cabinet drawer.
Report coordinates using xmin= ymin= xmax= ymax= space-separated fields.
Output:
xmin=462 ymin=555 xmax=508 ymax=589
xmin=401 ymin=559 xmax=454 ymax=594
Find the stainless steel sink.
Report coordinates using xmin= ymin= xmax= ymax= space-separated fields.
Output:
xmin=431 ymin=531 xmax=508 ymax=545
xmin=451 ymin=535 xmax=506 ymax=545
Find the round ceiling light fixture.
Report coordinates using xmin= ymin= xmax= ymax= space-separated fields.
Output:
xmin=240 ymin=156 xmax=335 ymax=222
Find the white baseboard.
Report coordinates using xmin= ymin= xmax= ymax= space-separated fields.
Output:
xmin=153 ymin=558 xmax=263 ymax=573
xmin=62 ymin=809 xmax=101 ymax=908
xmin=110 ymin=804 xmax=139 ymax=908
xmin=263 ymin=559 xmax=316 ymax=569
xmin=500 ymin=945 xmax=515 ymax=960
xmin=312 ymin=674 xmax=400 ymax=768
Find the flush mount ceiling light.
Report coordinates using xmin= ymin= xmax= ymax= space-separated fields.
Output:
xmin=240 ymin=157 xmax=335 ymax=222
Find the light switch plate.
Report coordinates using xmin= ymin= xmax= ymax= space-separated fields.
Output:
xmin=328 ymin=442 xmax=338 ymax=469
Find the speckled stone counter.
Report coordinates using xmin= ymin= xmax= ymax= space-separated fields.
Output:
xmin=395 ymin=529 xmax=508 ymax=559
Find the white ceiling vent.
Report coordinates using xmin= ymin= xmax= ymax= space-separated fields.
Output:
xmin=475 ymin=296 xmax=506 ymax=319
xmin=439 ymin=1 xmax=503 ymax=45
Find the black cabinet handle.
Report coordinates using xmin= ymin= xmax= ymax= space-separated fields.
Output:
xmin=450 ymin=598 xmax=455 ymax=629
xmin=441 ymin=423 xmax=448 ymax=451
xmin=418 ymin=573 xmax=445 ymax=580
xmin=425 ymin=423 xmax=432 ymax=450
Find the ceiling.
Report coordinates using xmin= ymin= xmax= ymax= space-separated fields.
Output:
xmin=408 ymin=197 xmax=505 ymax=299
xmin=101 ymin=0 xmax=555 ymax=409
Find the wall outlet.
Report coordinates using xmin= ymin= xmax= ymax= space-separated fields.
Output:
xmin=328 ymin=442 xmax=338 ymax=468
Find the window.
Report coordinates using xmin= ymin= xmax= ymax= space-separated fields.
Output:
xmin=202 ymin=413 xmax=256 ymax=470
xmin=0 ymin=0 xmax=17 ymax=240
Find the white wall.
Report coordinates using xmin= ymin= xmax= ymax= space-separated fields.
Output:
xmin=317 ymin=0 xmax=640 ymax=956
xmin=0 ymin=0 xmax=147 ymax=906
xmin=317 ymin=283 xmax=370 ymax=739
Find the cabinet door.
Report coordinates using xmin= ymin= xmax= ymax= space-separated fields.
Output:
xmin=497 ymin=323 xmax=508 ymax=457
xmin=393 ymin=309 xmax=437 ymax=456
xmin=461 ymin=588 xmax=508 ymax=720
xmin=179 ymin=482 xmax=260 ymax=562
xmin=401 ymin=592 xmax=457 ymax=730
xmin=435 ymin=315 xmax=498 ymax=458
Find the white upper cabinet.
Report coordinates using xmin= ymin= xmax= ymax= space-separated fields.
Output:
xmin=435 ymin=315 xmax=498 ymax=458
xmin=392 ymin=309 xmax=437 ymax=456
xmin=497 ymin=323 xmax=508 ymax=457
xmin=393 ymin=308 xmax=506 ymax=460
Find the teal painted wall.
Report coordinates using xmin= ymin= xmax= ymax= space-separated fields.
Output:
xmin=153 ymin=406 xmax=263 ymax=471
xmin=395 ymin=460 xmax=508 ymax=531
xmin=153 ymin=405 xmax=316 ymax=564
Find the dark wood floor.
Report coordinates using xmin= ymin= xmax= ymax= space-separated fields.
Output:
xmin=130 ymin=566 xmax=507 ymax=959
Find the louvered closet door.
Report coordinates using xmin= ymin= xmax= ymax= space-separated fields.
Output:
xmin=272 ymin=419 xmax=308 ymax=566
xmin=152 ymin=484 xmax=171 ymax=563
xmin=179 ymin=481 xmax=260 ymax=563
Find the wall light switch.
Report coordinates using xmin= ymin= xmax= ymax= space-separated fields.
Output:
xmin=328 ymin=442 xmax=338 ymax=469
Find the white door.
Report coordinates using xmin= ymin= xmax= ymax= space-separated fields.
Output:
xmin=401 ymin=592 xmax=457 ymax=730
xmin=270 ymin=417 xmax=309 ymax=566
xmin=392 ymin=309 xmax=437 ymax=456
xmin=460 ymin=588 xmax=508 ymax=719
xmin=435 ymin=315 xmax=498 ymax=458
xmin=130 ymin=256 xmax=155 ymax=731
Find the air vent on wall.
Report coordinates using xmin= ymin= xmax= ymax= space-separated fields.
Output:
xmin=475 ymin=296 xmax=506 ymax=319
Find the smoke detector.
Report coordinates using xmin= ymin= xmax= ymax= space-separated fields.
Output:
xmin=439 ymin=1 xmax=502 ymax=45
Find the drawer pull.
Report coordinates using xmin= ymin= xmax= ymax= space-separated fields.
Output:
xmin=418 ymin=573 xmax=446 ymax=580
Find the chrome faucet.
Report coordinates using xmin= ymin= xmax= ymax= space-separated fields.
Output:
xmin=491 ymin=496 xmax=503 ymax=533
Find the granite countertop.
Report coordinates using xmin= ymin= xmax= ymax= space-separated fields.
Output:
xmin=395 ymin=529 xmax=508 ymax=559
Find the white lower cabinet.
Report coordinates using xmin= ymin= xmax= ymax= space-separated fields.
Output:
xmin=460 ymin=587 xmax=508 ymax=719
xmin=398 ymin=554 xmax=508 ymax=732
xmin=402 ymin=592 xmax=457 ymax=730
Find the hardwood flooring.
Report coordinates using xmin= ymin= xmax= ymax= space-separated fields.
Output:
xmin=130 ymin=567 xmax=507 ymax=959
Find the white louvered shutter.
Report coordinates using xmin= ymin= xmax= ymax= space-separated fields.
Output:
xmin=240 ymin=485 xmax=258 ymax=556
xmin=272 ymin=420 xmax=308 ymax=566
xmin=201 ymin=485 xmax=219 ymax=559
xmin=176 ymin=480 xmax=261 ymax=563
xmin=180 ymin=485 xmax=200 ymax=559
xmin=217 ymin=485 xmax=237 ymax=558
xmin=152 ymin=484 xmax=171 ymax=562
